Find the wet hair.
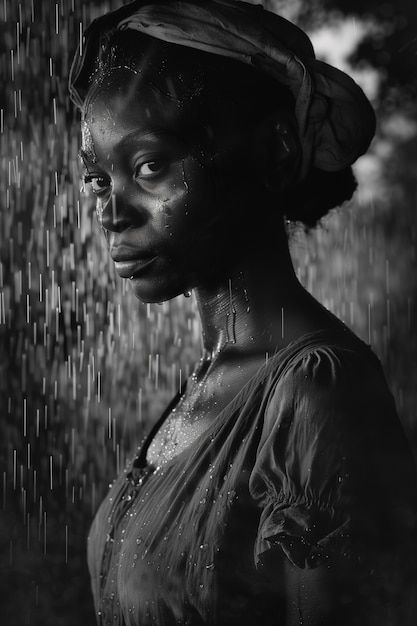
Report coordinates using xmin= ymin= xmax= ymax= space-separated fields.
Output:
xmin=83 ymin=30 xmax=357 ymax=229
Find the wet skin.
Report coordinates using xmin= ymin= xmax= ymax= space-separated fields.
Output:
xmin=81 ymin=58 xmax=375 ymax=626
xmin=81 ymin=63 xmax=346 ymax=436
xmin=81 ymin=66 xmax=273 ymax=304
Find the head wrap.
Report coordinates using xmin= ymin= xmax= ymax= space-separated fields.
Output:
xmin=69 ymin=0 xmax=376 ymax=178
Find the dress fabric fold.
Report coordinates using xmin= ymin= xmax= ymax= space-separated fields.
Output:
xmin=88 ymin=329 xmax=417 ymax=626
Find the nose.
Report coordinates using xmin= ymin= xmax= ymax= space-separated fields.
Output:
xmin=99 ymin=188 xmax=145 ymax=233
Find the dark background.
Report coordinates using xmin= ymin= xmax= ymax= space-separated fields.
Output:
xmin=0 ymin=1 xmax=416 ymax=624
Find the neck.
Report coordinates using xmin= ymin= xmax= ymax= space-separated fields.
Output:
xmin=193 ymin=231 xmax=310 ymax=360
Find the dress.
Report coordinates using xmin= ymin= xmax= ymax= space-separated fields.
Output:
xmin=87 ymin=329 xmax=417 ymax=626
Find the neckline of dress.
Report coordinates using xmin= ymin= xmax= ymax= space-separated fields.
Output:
xmin=134 ymin=326 xmax=358 ymax=472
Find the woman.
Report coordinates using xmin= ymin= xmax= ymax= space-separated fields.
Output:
xmin=69 ymin=1 xmax=417 ymax=625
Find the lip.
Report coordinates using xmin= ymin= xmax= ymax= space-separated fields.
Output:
xmin=110 ymin=244 xmax=153 ymax=262
xmin=114 ymin=256 xmax=158 ymax=279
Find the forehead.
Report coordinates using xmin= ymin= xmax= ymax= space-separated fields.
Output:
xmin=85 ymin=65 xmax=191 ymax=123
xmin=81 ymin=67 xmax=195 ymax=161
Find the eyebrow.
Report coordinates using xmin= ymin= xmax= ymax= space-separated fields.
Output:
xmin=114 ymin=128 xmax=179 ymax=155
xmin=78 ymin=128 xmax=182 ymax=167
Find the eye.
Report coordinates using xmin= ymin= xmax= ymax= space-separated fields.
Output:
xmin=134 ymin=159 xmax=167 ymax=179
xmin=84 ymin=174 xmax=112 ymax=196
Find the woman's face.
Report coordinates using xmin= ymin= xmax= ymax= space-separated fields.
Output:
xmin=81 ymin=64 xmax=271 ymax=303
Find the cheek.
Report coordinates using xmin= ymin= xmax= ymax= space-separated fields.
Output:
xmin=159 ymin=161 xmax=189 ymax=211
xmin=182 ymin=155 xmax=224 ymax=213
xmin=166 ymin=158 xmax=236 ymax=263
xmin=151 ymin=162 xmax=190 ymax=233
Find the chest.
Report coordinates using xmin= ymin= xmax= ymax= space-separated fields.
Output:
xmin=91 ymin=392 xmax=268 ymax=626
xmin=146 ymin=356 xmax=266 ymax=466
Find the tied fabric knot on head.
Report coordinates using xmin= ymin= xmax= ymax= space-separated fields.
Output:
xmin=69 ymin=0 xmax=376 ymax=180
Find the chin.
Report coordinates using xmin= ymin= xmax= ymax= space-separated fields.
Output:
xmin=128 ymin=277 xmax=186 ymax=304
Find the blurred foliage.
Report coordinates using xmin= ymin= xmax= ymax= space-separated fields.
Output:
xmin=322 ymin=0 xmax=416 ymax=104
xmin=268 ymin=0 xmax=417 ymax=114
xmin=0 ymin=0 xmax=416 ymax=625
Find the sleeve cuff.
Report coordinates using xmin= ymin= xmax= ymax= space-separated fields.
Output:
xmin=254 ymin=498 xmax=352 ymax=569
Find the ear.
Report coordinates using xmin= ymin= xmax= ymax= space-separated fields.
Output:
xmin=254 ymin=111 xmax=301 ymax=193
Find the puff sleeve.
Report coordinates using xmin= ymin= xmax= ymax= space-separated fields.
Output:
xmin=249 ymin=344 xmax=417 ymax=575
